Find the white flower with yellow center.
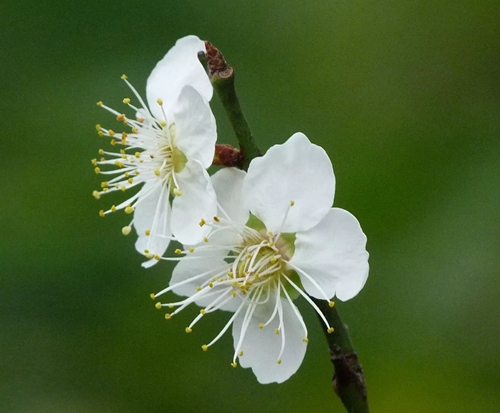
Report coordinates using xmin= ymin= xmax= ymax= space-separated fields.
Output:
xmin=92 ymin=36 xmax=217 ymax=267
xmin=152 ymin=133 xmax=369 ymax=383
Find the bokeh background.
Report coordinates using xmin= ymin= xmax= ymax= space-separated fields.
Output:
xmin=1 ymin=0 xmax=499 ymax=412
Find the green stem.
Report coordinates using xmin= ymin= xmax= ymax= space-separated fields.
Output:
xmin=313 ymin=299 xmax=369 ymax=413
xmin=200 ymin=42 xmax=369 ymax=412
xmin=200 ymin=42 xmax=261 ymax=170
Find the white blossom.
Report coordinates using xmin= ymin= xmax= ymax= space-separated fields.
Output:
xmin=92 ymin=36 xmax=217 ymax=267
xmin=152 ymin=133 xmax=369 ymax=383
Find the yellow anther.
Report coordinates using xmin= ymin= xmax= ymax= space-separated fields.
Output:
xmin=155 ymin=302 xmax=162 ymax=310
xmin=121 ymin=132 xmax=128 ymax=138
xmin=145 ymin=229 xmax=151 ymax=236
xmin=135 ymin=152 xmax=141 ymax=158
xmin=185 ymin=327 xmax=192 ymax=333
xmin=121 ymin=138 xmax=127 ymax=145
xmin=203 ymin=237 xmax=209 ymax=243
xmin=156 ymin=98 xmax=163 ymax=105
xmin=213 ymin=216 xmax=220 ymax=223
xmin=121 ymin=74 xmax=127 ymax=80
xmin=127 ymin=178 xmax=133 ymax=184
xmin=96 ymin=101 xmax=103 ymax=106
xmin=212 ymin=276 xmax=217 ymax=282
xmin=267 ymin=231 xmax=274 ymax=236
xmin=144 ymin=249 xmax=149 ymax=254
xmin=231 ymin=362 xmax=238 ymax=368
xmin=219 ymin=277 xmax=225 ymax=282
xmin=231 ymin=291 xmax=236 ymax=297
xmin=94 ymin=167 xmax=100 ymax=174
xmin=98 ymin=149 xmax=104 ymax=155
xmin=134 ymin=171 xmax=140 ymax=175
xmin=154 ymin=168 xmax=160 ymax=176
xmin=328 ymin=301 xmax=335 ymax=308
xmin=173 ymin=188 xmax=182 ymax=196
xmin=228 ymin=271 xmax=233 ymax=277
xmin=268 ymin=241 xmax=274 ymax=247
xmin=199 ymin=218 xmax=206 ymax=227
xmin=100 ymin=181 xmax=108 ymax=188
xmin=111 ymin=205 xmax=117 ymax=212
xmin=123 ymin=98 xmax=131 ymax=104
xmin=159 ymin=120 xmax=167 ymax=127
xmin=122 ymin=226 xmax=132 ymax=236
xmin=116 ymin=114 xmax=125 ymax=121
xmin=200 ymin=309 xmax=206 ymax=315
xmin=114 ymin=161 xmax=124 ymax=168
xmin=277 ymin=359 xmax=282 ymax=365
xmin=238 ymin=351 xmax=244 ymax=357
xmin=196 ymin=287 xmax=202 ymax=291
xmin=327 ymin=327 xmax=334 ymax=334
xmin=92 ymin=190 xmax=100 ymax=199
xmin=150 ymin=293 xmax=155 ymax=300
xmin=124 ymin=206 xmax=134 ymax=214
xmin=201 ymin=344 xmax=208 ymax=352
xmin=98 ymin=131 xmax=104 ymax=137
xmin=121 ymin=186 xmax=126 ymax=192
xmin=208 ymin=283 xmax=214 ymax=288
xmin=290 ymin=200 xmax=295 ymax=206
xmin=99 ymin=210 xmax=105 ymax=217
xmin=108 ymin=130 xmax=115 ymax=137
xmin=302 ymin=338 xmax=309 ymax=343
xmin=149 ymin=154 xmax=155 ymax=159
xmin=145 ymin=253 xmax=153 ymax=259
xmin=174 ymin=249 xmax=182 ymax=255
xmin=137 ymin=117 xmax=144 ymax=123
xmin=270 ymin=257 xmax=277 ymax=264
xmin=95 ymin=124 xmax=101 ymax=132
xmin=119 ymin=149 xmax=125 ymax=155
xmin=275 ymin=328 xmax=280 ymax=335
xmin=110 ymin=139 xmax=116 ymax=145
xmin=131 ymin=127 xmax=138 ymax=134
xmin=154 ymin=254 xmax=160 ymax=261
xmin=188 ymin=247 xmax=195 ymax=253
xmin=165 ymin=313 xmax=171 ymax=320
xmin=259 ymin=323 xmax=264 ymax=329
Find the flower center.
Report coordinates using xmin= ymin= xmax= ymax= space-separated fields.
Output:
xmin=227 ymin=216 xmax=299 ymax=299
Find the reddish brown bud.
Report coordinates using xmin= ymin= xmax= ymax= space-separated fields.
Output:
xmin=213 ymin=144 xmax=243 ymax=168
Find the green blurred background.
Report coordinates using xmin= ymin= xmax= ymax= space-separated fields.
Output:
xmin=1 ymin=0 xmax=499 ymax=412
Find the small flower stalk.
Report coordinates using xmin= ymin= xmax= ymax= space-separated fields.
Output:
xmin=91 ymin=35 xmax=370 ymax=409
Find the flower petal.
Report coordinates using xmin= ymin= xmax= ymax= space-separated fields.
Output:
xmin=146 ymin=35 xmax=212 ymax=120
xmin=289 ymin=208 xmax=369 ymax=301
xmin=243 ymin=132 xmax=335 ymax=233
xmin=170 ymin=256 xmax=240 ymax=312
xmin=174 ymin=85 xmax=217 ymax=169
xmin=232 ymin=296 xmax=307 ymax=384
xmin=211 ymin=168 xmax=249 ymax=224
xmin=133 ymin=182 xmax=172 ymax=267
xmin=170 ymin=160 xmax=217 ymax=245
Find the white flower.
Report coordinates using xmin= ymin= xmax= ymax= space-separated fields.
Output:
xmin=152 ymin=133 xmax=369 ymax=383
xmin=92 ymin=36 xmax=217 ymax=267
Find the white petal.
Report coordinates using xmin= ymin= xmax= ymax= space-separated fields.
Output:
xmin=146 ymin=35 xmax=212 ymax=120
xmin=211 ymin=168 xmax=249 ymax=224
xmin=170 ymin=256 xmax=240 ymax=312
xmin=243 ymin=132 xmax=335 ymax=233
xmin=232 ymin=297 xmax=307 ymax=384
xmin=170 ymin=160 xmax=217 ymax=245
xmin=174 ymin=85 xmax=217 ymax=169
xmin=289 ymin=208 xmax=369 ymax=301
xmin=133 ymin=182 xmax=172 ymax=266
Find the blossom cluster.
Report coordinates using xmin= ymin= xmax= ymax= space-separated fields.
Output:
xmin=92 ymin=35 xmax=369 ymax=384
